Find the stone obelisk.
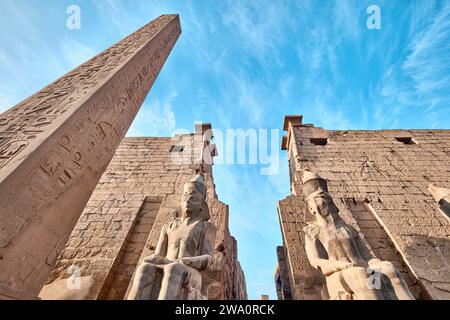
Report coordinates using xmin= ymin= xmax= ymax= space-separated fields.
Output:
xmin=0 ymin=14 xmax=181 ymax=299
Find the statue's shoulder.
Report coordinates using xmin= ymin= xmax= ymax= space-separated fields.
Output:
xmin=304 ymin=224 xmax=320 ymax=239
xmin=203 ymin=220 xmax=215 ymax=228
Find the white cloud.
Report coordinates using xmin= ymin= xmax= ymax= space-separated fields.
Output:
xmin=93 ymin=0 xmax=130 ymax=37
xmin=403 ymin=1 xmax=450 ymax=100
xmin=377 ymin=1 xmax=450 ymax=128
xmin=127 ymin=92 xmax=178 ymax=137
xmin=220 ymin=0 xmax=297 ymax=68
xmin=308 ymin=25 xmax=329 ymax=71
xmin=233 ymin=75 xmax=265 ymax=127
xmin=60 ymin=40 xmax=96 ymax=69
xmin=312 ymin=96 xmax=353 ymax=130
xmin=332 ymin=0 xmax=361 ymax=41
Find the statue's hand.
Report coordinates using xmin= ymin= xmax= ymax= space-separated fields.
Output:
xmin=338 ymin=261 xmax=356 ymax=270
xmin=178 ymin=255 xmax=212 ymax=270
xmin=178 ymin=257 xmax=193 ymax=266
xmin=144 ymin=254 xmax=165 ymax=265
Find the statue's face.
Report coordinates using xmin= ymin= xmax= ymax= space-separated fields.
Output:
xmin=181 ymin=183 xmax=204 ymax=218
xmin=307 ymin=192 xmax=338 ymax=219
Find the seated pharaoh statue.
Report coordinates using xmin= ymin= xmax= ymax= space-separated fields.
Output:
xmin=301 ymin=171 xmax=415 ymax=300
xmin=128 ymin=174 xmax=216 ymax=300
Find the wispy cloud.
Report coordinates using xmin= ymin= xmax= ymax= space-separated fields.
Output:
xmin=127 ymin=92 xmax=178 ymax=137
xmin=376 ymin=0 xmax=450 ymax=128
xmin=221 ymin=0 xmax=292 ymax=66
xmin=404 ymin=1 xmax=450 ymax=103
xmin=0 ymin=1 xmax=68 ymax=107
xmin=332 ymin=0 xmax=362 ymax=41
xmin=60 ymin=40 xmax=95 ymax=69
xmin=93 ymin=0 xmax=133 ymax=37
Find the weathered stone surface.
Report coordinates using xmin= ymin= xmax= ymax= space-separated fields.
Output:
xmin=0 ymin=14 xmax=181 ymax=298
xmin=40 ymin=125 xmax=247 ymax=300
xmin=277 ymin=115 xmax=450 ymax=300
xmin=275 ymin=246 xmax=292 ymax=300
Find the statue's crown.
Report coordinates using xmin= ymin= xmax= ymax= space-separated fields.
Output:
xmin=302 ymin=170 xmax=324 ymax=184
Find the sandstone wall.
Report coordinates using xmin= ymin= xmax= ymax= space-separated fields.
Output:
xmin=275 ymin=246 xmax=293 ymax=300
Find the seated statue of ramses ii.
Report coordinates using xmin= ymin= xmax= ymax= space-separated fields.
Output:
xmin=128 ymin=174 xmax=216 ymax=300
xmin=301 ymin=171 xmax=415 ymax=300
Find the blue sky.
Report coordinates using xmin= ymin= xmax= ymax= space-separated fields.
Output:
xmin=1 ymin=0 xmax=450 ymax=299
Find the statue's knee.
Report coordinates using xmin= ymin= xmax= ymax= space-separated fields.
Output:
xmin=370 ymin=259 xmax=394 ymax=270
xmin=371 ymin=261 xmax=397 ymax=277
xmin=353 ymin=266 xmax=368 ymax=278
xmin=348 ymin=267 xmax=370 ymax=288
xmin=381 ymin=261 xmax=396 ymax=273
xmin=165 ymin=262 xmax=188 ymax=276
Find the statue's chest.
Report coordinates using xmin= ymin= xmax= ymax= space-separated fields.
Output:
xmin=319 ymin=226 xmax=352 ymax=250
xmin=167 ymin=222 xmax=203 ymax=252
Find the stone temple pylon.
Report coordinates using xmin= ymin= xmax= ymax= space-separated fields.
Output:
xmin=0 ymin=14 xmax=181 ymax=299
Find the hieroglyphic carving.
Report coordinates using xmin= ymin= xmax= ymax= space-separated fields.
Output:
xmin=0 ymin=15 xmax=181 ymax=171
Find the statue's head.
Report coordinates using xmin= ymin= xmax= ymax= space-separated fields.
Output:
xmin=302 ymin=171 xmax=338 ymax=219
xmin=306 ymin=191 xmax=339 ymax=219
xmin=302 ymin=170 xmax=329 ymax=197
xmin=180 ymin=174 xmax=210 ymax=220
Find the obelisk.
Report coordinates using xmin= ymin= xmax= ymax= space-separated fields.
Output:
xmin=0 ymin=14 xmax=181 ymax=299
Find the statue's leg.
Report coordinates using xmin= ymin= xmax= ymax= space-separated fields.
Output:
xmin=370 ymin=260 xmax=414 ymax=300
xmin=158 ymin=262 xmax=190 ymax=300
xmin=325 ymin=272 xmax=353 ymax=300
xmin=186 ymin=268 xmax=204 ymax=300
xmin=127 ymin=263 xmax=158 ymax=300
xmin=341 ymin=267 xmax=382 ymax=300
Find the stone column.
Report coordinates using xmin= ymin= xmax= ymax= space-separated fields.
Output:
xmin=0 ymin=14 xmax=181 ymax=298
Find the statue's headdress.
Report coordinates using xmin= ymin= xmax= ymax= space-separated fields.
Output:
xmin=302 ymin=170 xmax=324 ymax=185
xmin=428 ymin=184 xmax=450 ymax=203
xmin=180 ymin=174 xmax=210 ymax=221
xmin=302 ymin=170 xmax=329 ymax=196
xmin=189 ymin=174 xmax=207 ymax=199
